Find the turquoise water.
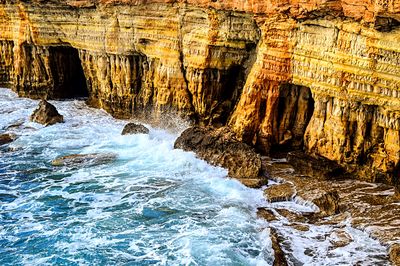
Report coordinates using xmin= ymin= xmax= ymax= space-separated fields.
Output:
xmin=0 ymin=89 xmax=272 ymax=265
xmin=0 ymin=88 xmax=389 ymax=265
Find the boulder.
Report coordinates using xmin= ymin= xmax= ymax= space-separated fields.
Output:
xmin=121 ymin=123 xmax=149 ymax=135
xmin=0 ymin=133 xmax=16 ymax=145
xmin=51 ymin=153 xmax=117 ymax=167
xmin=30 ymin=100 xmax=64 ymax=126
xmin=174 ymin=126 xmax=264 ymax=185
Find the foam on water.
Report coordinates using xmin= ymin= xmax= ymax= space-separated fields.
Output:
xmin=0 ymin=88 xmax=389 ymax=265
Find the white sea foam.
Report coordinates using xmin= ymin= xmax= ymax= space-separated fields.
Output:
xmin=0 ymin=88 xmax=390 ymax=265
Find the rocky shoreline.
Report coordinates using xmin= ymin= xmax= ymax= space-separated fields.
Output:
xmin=1 ymin=96 xmax=399 ymax=264
xmin=173 ymin=125 xmax=400 ymax=265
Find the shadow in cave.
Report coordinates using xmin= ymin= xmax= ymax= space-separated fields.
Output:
xmin=48 ymin=46 xmax=88 ymax=99
xmin=270 ymin=84 xmax=314 ymax=156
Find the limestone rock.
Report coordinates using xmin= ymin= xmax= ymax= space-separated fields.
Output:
xmin=311 ymin=191 xmax=340 ymax=217
xmin=264 ymin=183 xmax=296 ymax=202
xmin=257 ymin=208 xmax=278 ymax=222
xmin=0 ymin=133 xmax=16 ymax=145
xmin=30 ymin=100 xmax=64 ymax=126
xmin=0 ymin=0 xmax=399 ymax=188
xmin=389 ymin=243 xmax=400 ymax=266
xmin=51 ymin=153 xmax=117 ymax=167
xmin=270 ymin=228 xmax=288 ymax=266
xmin=174 ymin=126 xmax=264 ymax=184
xmin=121 ymin=123 xmax=149 ymax=135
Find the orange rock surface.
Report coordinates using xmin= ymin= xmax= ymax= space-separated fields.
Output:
xmin=0 ymin=0 xmax=399 ymax=187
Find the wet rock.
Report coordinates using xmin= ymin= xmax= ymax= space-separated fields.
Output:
xmin=30 ymin=100 xmax=64 ymax=126
xmin=329 ymin=229 xmax=353 ymax=249
xmin=289 ymin=223 xmax=309 ymax=232
xmin=0 ymin=133 xmax=16 ymax=145
xmin=264 ymin=183 xmax=296 ymax=202
xmin=121 ymin=122 xmax=149 ymax=135
xmin=275 ymin=208 xmax=308 ymax=223
xmin=51 ymin=153 xmax=117 ymax=167
xmin=287 ymin=151 xmax=346 ymax=180
xmin=389 ymin=243 xmax=400 ymax=266
xmin=174 ymin=126 xmax=264 ymax=185
xmin=257 ymin=208 xmax=278 ymax=222
xmin=270 ymin=228 xmax=288 ymax=266
xmin=312 ymin=191 xmax=340 ymax=217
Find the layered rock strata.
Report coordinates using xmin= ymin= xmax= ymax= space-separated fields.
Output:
xmin=0 ymin=0 xmax=399 ymax=187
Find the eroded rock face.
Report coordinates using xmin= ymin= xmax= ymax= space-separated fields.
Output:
xmin=121 ymin=123 xmax=149 ymax=135
xmin=0 ymin=0 xmax=399 ymax=187
xmin=30 ymin=100 xmax=64 ymax=126
xmin=174 ymin=126 xmax=265 ymax=186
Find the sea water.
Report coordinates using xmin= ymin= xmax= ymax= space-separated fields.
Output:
xmin=0 ymin=88 xmax=388 ymax=265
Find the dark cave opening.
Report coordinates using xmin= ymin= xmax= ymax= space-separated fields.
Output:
xmin=48 ymin=46 xmax=88 ymax=99
xmin=271 ymin=84 xmax=314 ymax=153
xmin=374 ymin=16 xmax=400 ymax=32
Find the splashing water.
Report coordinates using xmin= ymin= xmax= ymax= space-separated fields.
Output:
xmin=0 ymin=88 xmax=389 ymax=265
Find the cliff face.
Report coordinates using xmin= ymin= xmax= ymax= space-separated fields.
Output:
xmin=0 ymin=0 xmax=399 ymax=187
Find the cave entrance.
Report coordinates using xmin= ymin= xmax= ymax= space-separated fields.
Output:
xmin=272 ymin=84 xmax=314 ymax=152
xmin=48 ymin=46 xmax=88 ymax=99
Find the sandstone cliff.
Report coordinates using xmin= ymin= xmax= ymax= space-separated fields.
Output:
xmin=0 ymin=0 xmax=399 ymax=188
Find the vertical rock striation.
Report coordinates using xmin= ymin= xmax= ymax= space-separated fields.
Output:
xmin=0 ymin=0 xmax=399 ymax=187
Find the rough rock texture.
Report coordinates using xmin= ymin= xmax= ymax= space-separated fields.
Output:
xmin=264 ymin=183 xmax=296 ymax=203
xmin=30 ymin=100 xmax=64 ymax=125
xmin=263 ymin=156 xmax=400 ymax=265
xmin=51 ymin=153 xmax=117 ymax=167
xmin=0 ymin=0 xmax=399 ymax=187
xmin=121 ymin=122 xmax=149 ymax=135
xmin=0 ymin=133 xmax=16 ymax=145
xmin=174 ymin=126 xmax=265 ymax=186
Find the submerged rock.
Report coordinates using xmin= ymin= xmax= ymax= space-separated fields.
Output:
xmin=30 ymin=100 xmax=64 ymax=126
xmin=121 ymin=123 xmax=149 ymax=135
xmin=51 ymin=153 xmax=117 ymax=167
xmin=174 ymin=126 xmax=264 ymax=186
xmin=0 ymin=133 xmax=16 ymax=145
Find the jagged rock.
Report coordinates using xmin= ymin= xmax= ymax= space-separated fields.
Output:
xmin=270 ymin=228 xmax=288 ymax=266
xmin=257 ymin=208 xmax=278 ymax=222
xmin=264 ymin=183 xmax=296 ymax=202
xmin=329 ymin=229 xmax=353 ymax=249
xmin=287 ymin=151 xmax=346 ymax=180
xmin=174 ymin=126 xmax=264 ymax=185
xmin=51 ymin=153 xmax=117 ymax=167
xmin=0 ymin=133 xmax=16 ymax=145
xmin=121 ymin=123 xmax=149 ymax=135
xmin=389 ymin=243 xmax=400 ymax=266
xmin=30 ymin=100 xmax=64 ymax=126
xmin=311 ymin=191 xmax=340 ymax=217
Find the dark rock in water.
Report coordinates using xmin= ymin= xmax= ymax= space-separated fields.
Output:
xmin=51 ymin=153 xmax=117 ymax=167
xmin=0 ymin=133 xmax=16 ymax=145
xmin=257 ymin=208 xmax=278 ymax=222
xmin=270 ymin=228 xmax=288 ymax=266
xmin=287 ymin=151 xmax=347 ymax=180
xmin=121 ymin=123 xmax=149 ymax=135
xmin=30 ymin=100 xmax=64 ymax=126
xmin=174 ymin=126 xmax=264 ymax=186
